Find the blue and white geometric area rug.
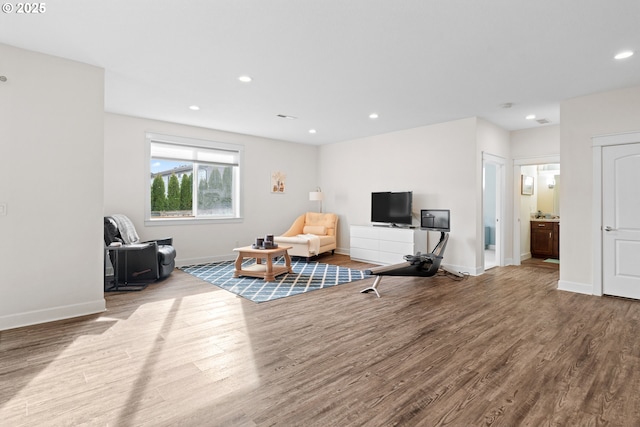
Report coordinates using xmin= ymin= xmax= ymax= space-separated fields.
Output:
xmin=181 ymin=259 xmax=367 ymax=303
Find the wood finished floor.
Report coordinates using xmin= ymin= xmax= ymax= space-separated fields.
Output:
xmin=2 ymin=254 xmax=639 ymax=426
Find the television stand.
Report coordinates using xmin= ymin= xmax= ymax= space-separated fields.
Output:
xmin=350 ymin=225 xmax=427 ymax=264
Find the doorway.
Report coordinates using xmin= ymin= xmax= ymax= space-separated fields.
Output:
xmin=483 ymin=153 xmax=505 ymax=271
xmin=512 ymin=157 xmax=560 ymax=266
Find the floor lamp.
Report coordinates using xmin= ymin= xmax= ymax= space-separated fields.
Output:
xmin=309 ymin=187 xmax=324 ymax=213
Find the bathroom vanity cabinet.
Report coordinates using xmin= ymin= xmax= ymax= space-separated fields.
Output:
xmin=530 ymin=220 xmax=559 ymax=259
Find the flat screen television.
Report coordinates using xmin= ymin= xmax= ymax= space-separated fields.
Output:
xmin=371 ymin=191 xmax=413 ymax=226
xmin=420 ymin=209 xmax=450 ymax=232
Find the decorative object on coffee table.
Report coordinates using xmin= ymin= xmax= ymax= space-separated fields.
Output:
xmin=252 ymin=233 xmax=278 ymax=249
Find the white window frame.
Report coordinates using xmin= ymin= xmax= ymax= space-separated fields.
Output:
xmin=145 ymin=132 xmax=244 ymax=226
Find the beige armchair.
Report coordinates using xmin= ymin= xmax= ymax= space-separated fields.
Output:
xmin=274 ymin=212 xmax=338 ymax=260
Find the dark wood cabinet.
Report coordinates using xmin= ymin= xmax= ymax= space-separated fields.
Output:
xmin=552 ymin=222 xmax=559 ymax=259
xmin=531 ymin=221 xmax=559 ymax=259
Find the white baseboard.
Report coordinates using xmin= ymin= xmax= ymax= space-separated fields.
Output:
xmin=0 ymin=299 xmax=106 ymax=331
xmin=557 ymin=280 xmax=593 ymax=295
xmin=442 ymin=262 xmax=477 ymax=276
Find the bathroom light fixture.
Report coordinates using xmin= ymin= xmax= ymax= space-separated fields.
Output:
xmin=614 ymin=51 xmax=634 ymax=60
xmin=526 ymin=114 xmax=536 ymax=120
xmin=189 ymin=105 xmax=200 ymax=111
xmin=309 ymin=129 xmax=317 ymax=134
xmin=369 ymin=113 xmax=379 ymax=119
xmin=238 ymin=75 xmax=252 ymax=83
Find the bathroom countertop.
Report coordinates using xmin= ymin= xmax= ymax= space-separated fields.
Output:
xmin=531 ymin=218 xmax=560 ymax=222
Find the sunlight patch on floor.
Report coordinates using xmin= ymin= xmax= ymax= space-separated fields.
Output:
xmin=3 ymin=294 xmax=260 ymax=425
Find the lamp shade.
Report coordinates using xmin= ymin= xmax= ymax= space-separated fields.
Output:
xmin=309 ymin=191 xmax=324 ymax=201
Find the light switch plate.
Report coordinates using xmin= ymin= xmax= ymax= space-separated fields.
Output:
xmin=0 ymin=202 xmax=7 ymax=216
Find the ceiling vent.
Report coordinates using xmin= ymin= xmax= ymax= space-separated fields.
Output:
xmin=276 ymin=114 xmax=297 ymax=120
xmin=536 ymin=118 xmax=550 ymax=125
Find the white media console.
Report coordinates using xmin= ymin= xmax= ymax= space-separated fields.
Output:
xmin=349 ymin=225 xmax=428 ymax=265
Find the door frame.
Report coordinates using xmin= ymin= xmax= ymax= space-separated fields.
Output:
xmin=592 ymin=131 xmax=640 ymax=296
xmin=512 ymin=155 xmax=560 ymax=266
xmin=482 ymin=152 xmax=506 ymax=271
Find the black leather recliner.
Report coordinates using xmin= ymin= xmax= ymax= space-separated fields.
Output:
xmin=104 ymin=215 xmax=176 ymax=283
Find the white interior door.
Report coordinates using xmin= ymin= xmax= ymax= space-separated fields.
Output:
xmin=602 ymin=143 xmax=640 ymax=299
xmin=483 ymin=153 xmax=505 ymax=270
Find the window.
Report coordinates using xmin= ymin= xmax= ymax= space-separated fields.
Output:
xmin=146 ymin=133 xmax=243 ymax=223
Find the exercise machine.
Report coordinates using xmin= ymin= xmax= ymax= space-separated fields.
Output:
xmin=360 ymin=231 xmax=449 ymax=298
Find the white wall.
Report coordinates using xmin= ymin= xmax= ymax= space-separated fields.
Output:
xmin=559 ymin=85 xmax=640 ymax=294
xmin=318 ymin=117 xmax=483 ymax=274
xmin=0 ymin=44 xmax=105 ymax=330
xmin=511 ymin=125 xmax=560 ymax=159
xmin=104 ymin=113 xmax=319 ymax=265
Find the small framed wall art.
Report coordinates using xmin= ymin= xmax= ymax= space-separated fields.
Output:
xmin=271 ymin=171 xmax=286 ymax=193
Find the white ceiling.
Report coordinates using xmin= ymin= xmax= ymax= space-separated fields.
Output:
xmin=1 ymin=0 xmax=639 ymax=145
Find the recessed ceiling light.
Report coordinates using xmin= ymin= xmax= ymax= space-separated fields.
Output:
xmin=238 ymin=75 xmax=252 ymax=83
xmin=309 ymin=129 xmax=317 ymax=134
xmin=614 ymin=51 xmax=634 ymax=60
xmin=369 ymin=113 xmax=379 ymax=119
xmin=189 ymin=105 xmax=200 ymax=111
xmin=525 ymin=114 xmax=536 ymax=120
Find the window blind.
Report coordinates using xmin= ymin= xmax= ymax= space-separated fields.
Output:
xmin=150 ymin=141 xmax=239 ymax=166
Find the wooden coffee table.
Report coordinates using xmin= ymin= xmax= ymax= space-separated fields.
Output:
xmin=232 ymin=245 xmax=293 ymax=282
